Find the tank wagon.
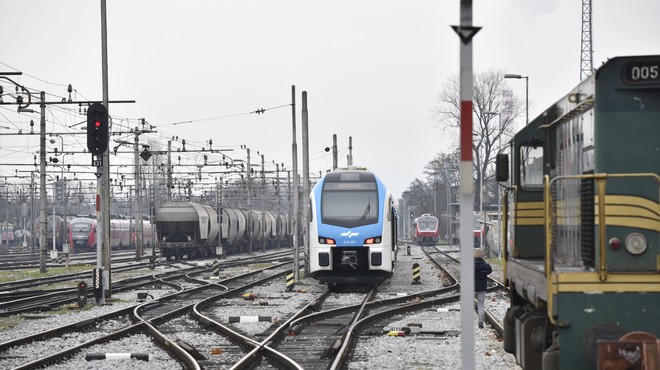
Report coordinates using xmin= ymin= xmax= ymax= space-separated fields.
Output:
xmin=497 ymin=55 xmax=660 ymax=370
xmin=156 ymin=202 xmax=220 ymax=260
xmin=156 ymin=201 xmax=292 ymax=260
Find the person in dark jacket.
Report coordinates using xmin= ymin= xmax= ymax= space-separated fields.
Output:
xmin=474 ymin=248 xmax=492 ymax=328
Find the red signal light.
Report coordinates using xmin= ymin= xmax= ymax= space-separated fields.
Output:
xmin=86 ymin=103 xmax=108 ymax=155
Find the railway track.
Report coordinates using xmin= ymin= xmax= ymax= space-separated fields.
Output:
xmin=228 ymin=248 xmax=465 ymax=369
xmin=0 ymin=249 xmax=293 ymax=316
xmin=0 ymin=245 xmax=514 ymax=368
xmin=0 ymin=250 xmax=146 ymax=270
xmin=342 ymin=245 xmax=505 ymax=369
xmin=0 ymin=253 xmax=293 ymax=369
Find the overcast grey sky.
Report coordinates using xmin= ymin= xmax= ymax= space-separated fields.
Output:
xmin=2 ymin=0 xmax=659 ymax=199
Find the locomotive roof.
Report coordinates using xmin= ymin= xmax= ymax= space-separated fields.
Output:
xmin=324 ymin=169 xmax=376 ymax=182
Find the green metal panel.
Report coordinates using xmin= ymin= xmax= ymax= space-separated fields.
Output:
xmin=594 ymin=56 xmax=660 ymax=181
xmin=556 ymin=292 xmax=660 ymax=370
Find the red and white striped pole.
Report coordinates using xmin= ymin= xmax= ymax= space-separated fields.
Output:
xmin=452 ymin=1 xmax=480 ymax=369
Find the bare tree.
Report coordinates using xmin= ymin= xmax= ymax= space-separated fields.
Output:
xmin=431 ymin=68 xmax=525 ymax=210
xmin=405 ymin=178 xmax=434 ymax=217
xmin=423 ymin=150 xmax=459 ymax=213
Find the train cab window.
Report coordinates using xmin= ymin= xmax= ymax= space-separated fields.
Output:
xmin=418 ymin=221 xmax=434 ymax=230
xmin=520 ymin=144 xmax=544 ymax=188
xmin=71 ymin=223 xmax=92 ymax=232
xmin=321 ymin=181 xmax=379 ymax=228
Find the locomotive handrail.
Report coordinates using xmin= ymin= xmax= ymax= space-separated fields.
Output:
xmin=538 ymin=97 xmax=594 ymax=130
xmin=501 ymin=187 xmax=510 ymax=285
xmin=500 ymin=185 xmax=522 ymax=287
xmin=544 ymin=172 xmax=660 ymax=327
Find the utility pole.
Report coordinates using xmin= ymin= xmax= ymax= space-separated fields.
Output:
xmin=261 ymin=154 xmax=266 ymax=252
xmin=134 ymin=127 xmax=144 ymax=260
xmin=302 ymin=91 xmax=310 ymax=276
xmin=167 ymin=140 xmax=172 ymax=200
xmin=348 ymin=136 xmax=353 ymax=167
xmin=216 ymin=178 xmax=223 ymax=256
xmin=332 ymin=133 xmax=338 ymax=170
xmin=291 ymin=85 xmax=300 ymax=282
xmin=100 ymin=0 xmax=111 ymax=301
xmin=246 ymin=147 xmax=252 ymax=254
xmin=275 ymin=163 xmax=281 ymax=248
xmin=39 ymin=91 xmax=47 ymax=273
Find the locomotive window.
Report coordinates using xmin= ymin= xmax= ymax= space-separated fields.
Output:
xmin=71 ymin=223 xmax=92 ymax=232
xmin=321 ymin=183 xmax=379 ymax=228
xmin=418 ymin=220 xmax=435 ymax=231
xmin=520 ymin=145 xmax=544 ymax=188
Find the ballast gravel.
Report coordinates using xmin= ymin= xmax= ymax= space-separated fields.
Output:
xmin=0 ymin=246 xmax=521 ymax=369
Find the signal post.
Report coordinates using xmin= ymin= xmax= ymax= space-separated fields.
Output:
xmin=87 ymin=102 xmax=109 ymax=305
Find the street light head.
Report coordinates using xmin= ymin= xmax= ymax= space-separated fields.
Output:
xmin=504 ymin=73 xmax=522 ymax=79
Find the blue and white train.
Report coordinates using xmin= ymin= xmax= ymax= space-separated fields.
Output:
xmin=309 ymin=167 xmax=398 ymax=285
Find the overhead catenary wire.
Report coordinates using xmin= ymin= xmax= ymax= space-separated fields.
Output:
xmin=167 ymin=103 xmax=290 ymax=126
xmin=1 ymin=64 xmax=326 ymax=192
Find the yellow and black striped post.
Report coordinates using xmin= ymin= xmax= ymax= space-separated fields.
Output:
xmin=212 ymin=261 xmax=221 ymax=277
xmin=286 ymin=269 xmax=295 ymax=292
xmin=411 ymin=262 xmax=421 ymax=284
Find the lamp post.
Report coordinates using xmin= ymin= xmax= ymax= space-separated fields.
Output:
xmin=504 ymin=73 xmax=529 ymax=125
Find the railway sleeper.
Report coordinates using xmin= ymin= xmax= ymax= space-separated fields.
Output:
xmin=321 ymin=338 xmax=343 ymax=359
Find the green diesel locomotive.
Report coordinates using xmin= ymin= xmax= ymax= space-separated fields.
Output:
xmin=498 ymin=55 xmax=660 ymax=370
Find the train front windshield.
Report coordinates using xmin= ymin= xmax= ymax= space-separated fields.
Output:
xmin=71 ymin=223 xmax=92 ymax=233
xmin=321 ymin=181 xmax=379 ymax=228
xmin=418 ymin=220 xmax=436 ymax=231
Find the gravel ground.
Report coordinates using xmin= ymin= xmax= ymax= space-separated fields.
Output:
xmin=0 ymin=247 xmax=521 ymax=369
xmin=348 ymin=243 xmax=521 ymax=370
xmin=0 ymin=287 xmax=177 ymax=344
xmin=208 ymin=277 xmax=326 ymax=337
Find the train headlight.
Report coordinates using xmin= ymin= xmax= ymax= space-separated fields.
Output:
xmin=364 ymin=236 xmax=382 ymax=244
xmin=624 ymin=233 xmax=647 ymax=255
xmin=319 ymin=237 xmax=336 ymax=245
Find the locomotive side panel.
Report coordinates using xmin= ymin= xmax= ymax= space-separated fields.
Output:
xmin=500 ymin=55 xmax=660 ymax=370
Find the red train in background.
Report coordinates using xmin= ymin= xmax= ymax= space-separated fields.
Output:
xmin=413 ymin=213 xmax=439 ymax=246
xmin=68 ymin=216 xmax=156 ymax=253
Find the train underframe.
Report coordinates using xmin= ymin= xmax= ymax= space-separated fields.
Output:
xmin=160 ymin=237 xmax=293 ymax=260
xmin=415 ymin=236 xmax=438 ymax=246
xmin=160 ymin=242 xmax=219 ymax=261
xmin=503 ymin=259 xmax=660 ymax=370
xmin=310 ymin=245 xmax=393 ymax=286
